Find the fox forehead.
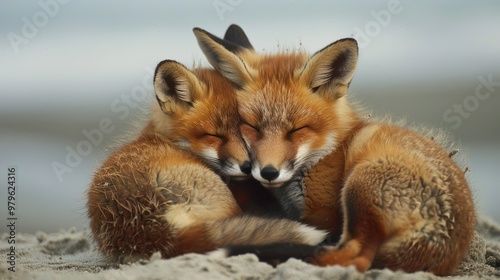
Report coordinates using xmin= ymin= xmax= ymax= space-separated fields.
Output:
xmin=167 ymin=70 xmax=241 ymax=140
xmin=195 ymin=70 xmax=240 ymax=125
xmin=237 ymin=79 xmax=336 ymax=134
xmin=236 ymin=51 xmax=336 ymax=129
xmin=251 ymin=52 xmax=308 ymax=78
xmin=175 ymin=98 xmax=240 ymax=140
xmin=238 ymin=86 xmax=299 ymax=125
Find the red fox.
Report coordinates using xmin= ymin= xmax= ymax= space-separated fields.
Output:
xmin=220 ymin=24 xmax=283 ymax=214
xmin=193 ymin=27 xmax=476 ymax=275
xmin=86 ymin=59 xmax=327 ymax=262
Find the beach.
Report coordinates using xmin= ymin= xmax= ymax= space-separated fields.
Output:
xmin=1 ymin=217 xmax=499 ymax=280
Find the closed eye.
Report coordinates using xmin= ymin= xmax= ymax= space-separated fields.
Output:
xmin=290 ymin=126 xmax=308 ymax=134
xmin=241 ymin=121 xmax=260 ymax=133
xmin=240 ymin=120 xmax=261 ymax=140
xmin=287 ymin=126 xmax=309 ymax=139
xmin=204 ymin=133 xmax=217 ymax=137
xmin=201 ymin=133 xmax=224 ymax=140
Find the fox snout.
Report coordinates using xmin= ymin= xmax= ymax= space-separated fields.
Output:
xmin=216 ymin=137 xmax=253 ymax=179
xmin=245 ymin=137 xmax=297 ymax=188
xmin=219 ymin=158 xmax=253 ymax=179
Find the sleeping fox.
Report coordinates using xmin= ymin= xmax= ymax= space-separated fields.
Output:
xmin=86 ymin=58 xmax=326 ymax=263
xmin=193 ymin=26 xmax=476 ymax=276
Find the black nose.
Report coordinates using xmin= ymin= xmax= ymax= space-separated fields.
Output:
xmin=240 ymin=161 xmax=252 ymax=175
xmin=260 ymin=166 xmax=279 ymax=181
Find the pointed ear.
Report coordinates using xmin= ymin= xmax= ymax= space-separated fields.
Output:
xmin=223 ymin=24 xmax=254 ymax=50
xmin=298 ymin=38 xmax=358 ymax=99
xmin=154 ymin=60 xmax=206 ymax=115
xmin=193 ymin=27 xmax=255 ymax=88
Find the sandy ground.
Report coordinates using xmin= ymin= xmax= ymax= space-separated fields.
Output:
xmin=1 ymin=217 xmax=499 ymax=280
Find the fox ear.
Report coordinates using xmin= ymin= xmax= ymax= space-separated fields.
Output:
xmin=154 ymin=60 xmax=206 ymax=115
xmin=298 ymin=38 xmax=358 ymax=99
xmin=193 ymin=27 xmax=254 ymax=88
xmin=223 ymin=24 xmax=254 ymax=50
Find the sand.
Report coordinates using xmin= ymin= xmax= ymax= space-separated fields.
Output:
xmin=1 ymin=217 xmax=499 ymax=280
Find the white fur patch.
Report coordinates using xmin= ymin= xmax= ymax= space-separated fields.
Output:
xmin=155 ymin=79 xmax=169 ymax=102
xmin=296 ymin=143 xmax=311 ymax=164
xmin=220 ymin=62 xmax=244 ymax=86
xmin=294 ymin=132 xmax=337 ymax=172
xmin=251 ymin=163 xmax=263 ymax=182
xmin=164 ymin=203 xmax=230 ymax=232
xmin=175 ymin=78 xmax=192 ymax=103
xmin=295 ymin=224 xmax=328 ymax=245
xmin=224 ymin=159 xmax=246 ymax=177
xmin=200 ymin=148 xmax=218 ymax=162
xmin=163 ymin=204 xmax=197 ymax=231
xmin=175 ymin=139 xmax=191 ymax=149
xmin=271 ymin=168 xmax=294 ymax=186
xmin=206 ymin=248 xmax=229 ymax=258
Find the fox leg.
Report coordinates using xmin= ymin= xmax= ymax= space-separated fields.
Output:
xmin=312 ymin=162 xmax=389 ymax=271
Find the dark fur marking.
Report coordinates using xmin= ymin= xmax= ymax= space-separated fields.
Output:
xmin=223 ymin=24 xmax=254 ymax=50
xmin=221 ymin=243 xmax=325 ymax=266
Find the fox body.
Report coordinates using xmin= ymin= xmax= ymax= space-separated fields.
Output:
xmin=194 ymin=27 xmax=476 ymax=275
xmin=87 ymin=59 xmax=326 ymax=262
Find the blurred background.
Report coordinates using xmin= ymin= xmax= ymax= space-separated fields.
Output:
xmin=1 ymin=1 xmax=499 ymax=233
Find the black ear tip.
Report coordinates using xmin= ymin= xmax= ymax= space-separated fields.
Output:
xmin=193 ymin=27 xmax=206 ymax=35
xmin=348 ymin=39 xmax=359 ymax=51
xmin=335 ymin=38 xmax=359 ymax=55
xmin=336 ymin=37 xmax=358 ymax=47
xmin=155 ymin=59 xmax=180 ymax=71
xmin=157 ymin=59 xmax=179 ymax=65
xmin=348 ymin=38 xmax=359 ymax=47
xmin=154 ymin=59 xmax=184 ymax=83
xmin=226 ymin=24 xmax=243 ymax=33
xmin=223 ymin=24 xmax=254 ymax=50
xmin=154 ymin=59 xmax=171 ymax=82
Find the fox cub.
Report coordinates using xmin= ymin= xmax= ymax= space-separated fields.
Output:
xmin=87 ymin=59 xmax=326 ymax=262
xmin=193 ymin=26 xmax=476 ymax=276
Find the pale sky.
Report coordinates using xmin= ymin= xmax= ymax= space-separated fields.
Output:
xmin=1 ymin=1 xmax=499 ymax=110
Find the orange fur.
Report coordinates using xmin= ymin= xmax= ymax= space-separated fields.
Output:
xmin=194 ymin=27 xmax=476 ymax=276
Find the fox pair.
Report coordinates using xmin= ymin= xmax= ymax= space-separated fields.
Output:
xmin=87 ymin=25 xmax=475 ymax=276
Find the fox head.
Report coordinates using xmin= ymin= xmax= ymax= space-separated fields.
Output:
xmin=152 ymin=59 xmax=251 ymax=179
xmin=193 ymin=27 xmax=359 ymax=188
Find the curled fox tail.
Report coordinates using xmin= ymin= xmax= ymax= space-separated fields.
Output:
xmin=178 ymin=216 xmax=327 ymax=256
